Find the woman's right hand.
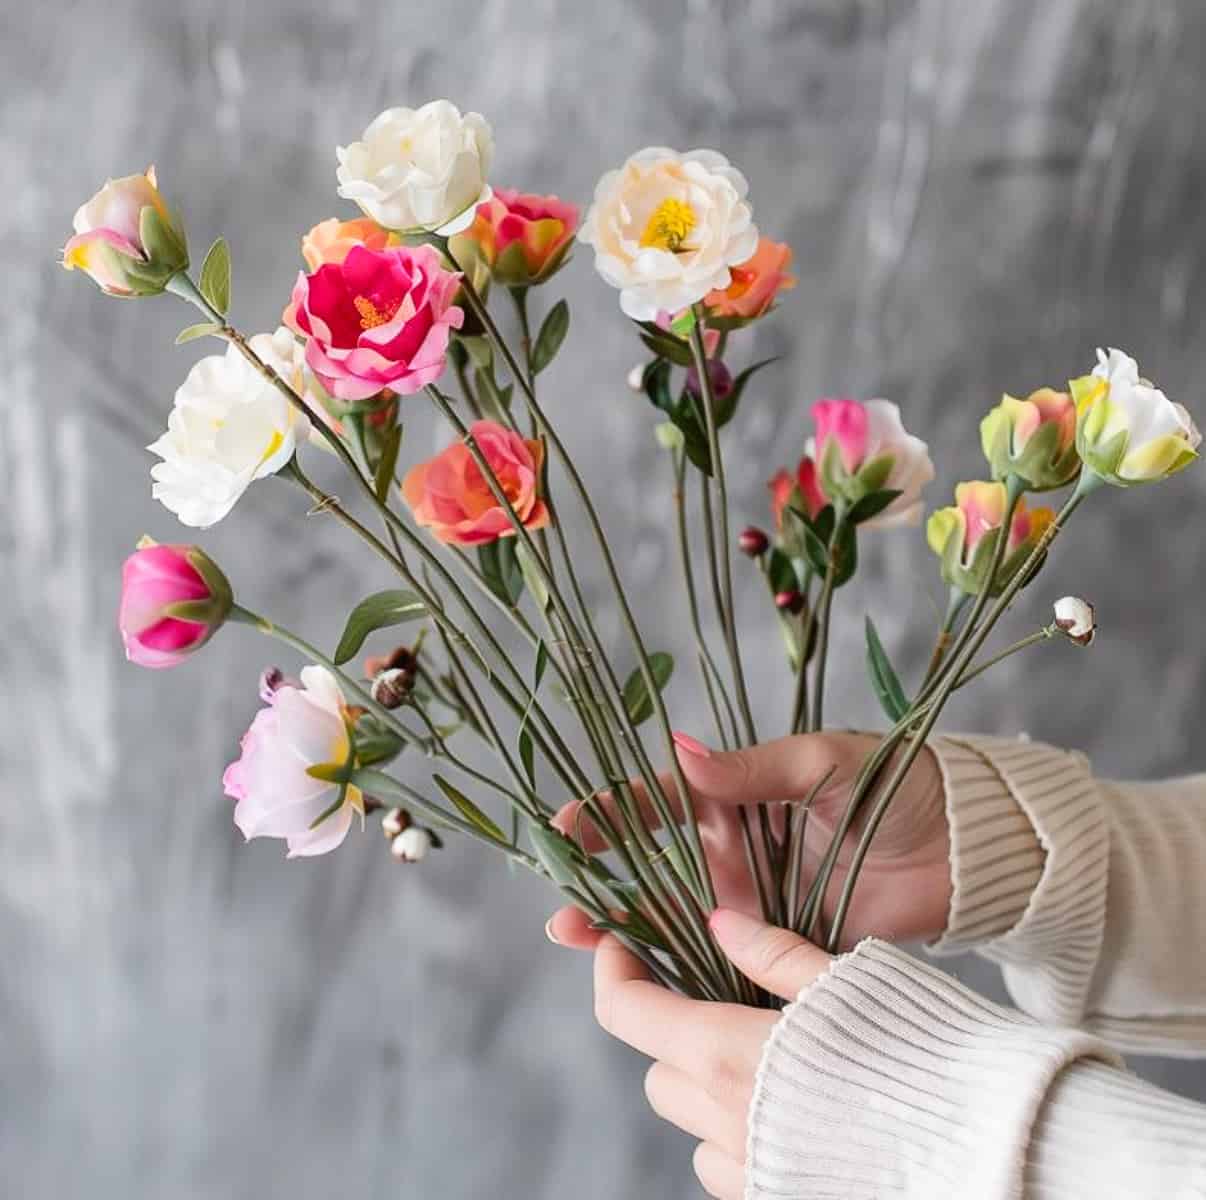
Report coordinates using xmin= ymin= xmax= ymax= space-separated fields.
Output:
xmin=550 ymin=730 xmax=952 ymax=950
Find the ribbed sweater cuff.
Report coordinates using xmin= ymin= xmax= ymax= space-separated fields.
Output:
xmin=1026 ymin=1060 xmax=1206 ymax=1197
xmin=746 ymin=941 xmax=1122 ymax=1200
xmin=928 ymin=735 xmax=1109 ymax=1026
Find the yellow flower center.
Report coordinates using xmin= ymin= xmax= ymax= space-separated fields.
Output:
xmin=354 ymin=295 xmax=400 ymax=330
xmin=640 ymin=198 xmax=697 ymax=252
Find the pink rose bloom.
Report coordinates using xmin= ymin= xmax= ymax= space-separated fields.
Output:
xmin=704 ymin=237 xmax=796 ymax=321
xmin=453 ymin=188 xmax=578 ymax=285
xmin=810 ymin=397 xmax=934 ymax=528
xmin=118 ymin=543 xmax=232 ymax=669
xmin=402 ymin=420 xmax=550 ymax=546
xmin=223 ymin=666 xmax=363 ymax=858
xmin=289 ymin=244 xmax=464 ymax=402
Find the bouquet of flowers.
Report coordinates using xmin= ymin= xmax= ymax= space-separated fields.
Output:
xmin=67 ymin=100 xmax=1200 ymax=1007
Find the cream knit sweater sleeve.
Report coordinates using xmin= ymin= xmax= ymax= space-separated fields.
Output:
xmin=744 ymin=736 xmax=1206 ymax=1199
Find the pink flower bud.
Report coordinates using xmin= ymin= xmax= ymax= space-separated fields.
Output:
xmin=685 ymin=359 xmax=734 ymax=402
xmin=775 ymin=589 xmax=805 ymax=615
xmin=118 ymin=543 xmax=232 ymax=669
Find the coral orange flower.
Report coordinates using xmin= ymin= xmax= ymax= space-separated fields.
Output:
xmin=402 ymin=421 xmax=550 ymax=545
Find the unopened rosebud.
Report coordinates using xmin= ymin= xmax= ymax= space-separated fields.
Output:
xmin=739 ymin=526 xmax=769 ymax=557
xmin=627 ymin=364 xmax=647 ymax=392
xmin=364 ymin=644 xmax=419 ymax=680
xmin=1053 ymin=596 xmax=1096 ymax=646
xmin=390 ymin=825 xmax=433 ymax=862
xmin=371 ymin=667 xmax=413 ymax=709
xmin=775 ymin=589 xmax=805 ymax=615
xmin=381 ymin=806 xmax=411 ymax=839
xmin=685 ymin=359 xmax=734 ymax=402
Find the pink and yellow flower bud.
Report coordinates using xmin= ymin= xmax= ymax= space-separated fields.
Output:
xmin=980 ymin=388 xmax=1080 ymax=490
xmin=1071 ymin=347 xmax=1200 ymax=486
xmin=811 ymin=398 xmax=934 ymax=527
xmin=62 ymin=167 xmax=188 ymax=296
xmin=703 ymin=237 xmax=796 ymax=324
xmin=118 ymin=542 xmax=232 ymax=669
xmin=450 ymin=189 xmax=578 ymax=287
xmin=926 ymin=481 xmax=1055 ymax=596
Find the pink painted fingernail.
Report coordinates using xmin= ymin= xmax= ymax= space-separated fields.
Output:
xmin=672 ymin=731 xmax=712 ymax=758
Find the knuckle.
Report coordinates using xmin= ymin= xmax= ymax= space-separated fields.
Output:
xmin=692 ymin=1144 xmax=722 ymax=1198
xmin=748 ymin=927 xmax=808 ymax=980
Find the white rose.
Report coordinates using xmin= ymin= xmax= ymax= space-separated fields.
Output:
xmin=149 ymin=329 xmax=310 ymax=528
xmin=579 ymin=147 xmax=759 ymax=321
xmin=336 ymin=101 xmax=494 ymax=236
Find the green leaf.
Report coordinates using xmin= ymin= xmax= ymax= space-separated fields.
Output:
xmin=669 ymin=308 xmax=696 ymax=337
xmin=831 ymin=521 xmax=859 ymax=587
xmin=715 ymin=356 xmax=779 ymax=428
xmin=175 ymin=321 xmax=222 ymax=345
xmin=474 ymin=366 xmax=513 ymax=418
xmin=848 ymin=488 xmax=902 ymax=526
xmin=306 ymin=760 xmax=352 ymax=784
xmin=433 ymin=774 xmax=507 ymax=843
xmin=353 ymin=715 xmax=405 ymax=768
xmin=864 ymin=616 xmax=910 ymax=722
xmin=529 ymin=821 xmax=584 ymax=885
xmin=787 ymin=509 xmax=831 ymax=577
xmin=621 ymin=653 xmax=675 ymax=726
xmin=478 ymin=540 xmax=524 ymax=607
xmin=519 ymin=727 xmax=536 ymax=787
xmin=198 ymin=237 xmax=231 ymax=316
xmin=534 ymin=639 xmax=550 ymax=690
xmin=515 ymin=540 xmax=551 ymax=611
xmin=460 ymin=334 xmax=493 ymax=369
xmin=637 ymin=323 xmax=695 ymax=367
xmin=373 ymin=423 xmax=403 ymax=503
xmin=640 ymin=358 xmax=676 ymax=414
xmin=531 ymin=299 xmax=570 ymax=374
xmin=333 ymin=589 xmax=427 ymax=665
xmin=766 ymin=547 xmax=801 ymax=595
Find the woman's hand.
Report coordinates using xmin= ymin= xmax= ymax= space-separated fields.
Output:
xmin=576 ymin=907 xmax=830 ymax=1200
xmin=550 ymin=730 xmax=951 ymax=949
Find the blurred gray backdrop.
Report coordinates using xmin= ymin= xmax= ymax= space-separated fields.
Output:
xmin=5 ymin=0 xmax=1206 ymax=1196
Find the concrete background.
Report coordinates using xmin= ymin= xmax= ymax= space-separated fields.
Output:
xmin=4 ymin=1 xmax=1206 ymax=1196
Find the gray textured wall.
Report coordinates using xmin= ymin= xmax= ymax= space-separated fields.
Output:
xmin=5 ymin=1 xmax=1206 ymax=1196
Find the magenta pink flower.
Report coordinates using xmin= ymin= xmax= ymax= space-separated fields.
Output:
xmin=118 ymin=543 xmax=232 ymax=669
xmin=289 ymin=244 xmax=464 ymax=402
xmin=223 ymin=666 xmax=364 ymax=858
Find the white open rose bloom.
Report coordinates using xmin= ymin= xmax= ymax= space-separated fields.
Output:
xmin=336 ymin=101 xmax=494 ymax=236
xmin=149 ymin=328 xmax=310 ymax=528
xmin=579 ymin=147 xmax=759 ymax=321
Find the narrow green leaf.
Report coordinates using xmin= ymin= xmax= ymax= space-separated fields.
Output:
xmin=621 ymin=653 xmax=675 ymax=726
xmin=333 ymin=589 xmax=427 ymax=664
xmin=766 ymin=547 xmax=801 ymax=595
xmin=519 ymin=727 xmax=536 ymax=787
xmin=374 ymin=423 xmax=403 ymax=503
xmin=848 ymin=488 xmax=903 ymax=526
xmin=306 ymin=760 xmax=352 ymax=784
xmin=460 ymin=334 xmax=493 ymax=369
xmin=433 ymin=774 xmax=507 ymax=843
xmin=478 ymin=540 xmax=525 ymax=607
xmin=864 ymin=616 xmax=910 ymax=722
xmin=175 ymin=321 xmax=222 ymax=345
xmin=198 ymin=237 xmax=231 ymax=316
xmin=787 ymin=510 xmax=831 ymax=577
xmin=531 ymin=299 xmax=570 ymax=374
xmin=637 ymin=325 xmax=695 ymax=367
xmin=307 ymin=782 xmax=348 ymax=829
xmin=534 ymin=639 xmax=550 ymax=690
xmin=515 ymin=540 xmax=550 ymax=611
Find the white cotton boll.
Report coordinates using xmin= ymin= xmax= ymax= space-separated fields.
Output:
xmin=390 ymin=827 xmax=432 ymax=862
xmin=1053 ymin=596 xmax=1096 ymax=645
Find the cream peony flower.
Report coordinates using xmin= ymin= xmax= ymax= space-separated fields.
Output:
xmin=336 ymin=101 xmax=494 ymax=236
xmin=579 ymin=147 xmax=759 ymax=321
xmin=149 ymin=328 xmax=310 ymax=528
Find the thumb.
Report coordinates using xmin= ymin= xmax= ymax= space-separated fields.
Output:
xmin=672 ymin=729 xmax=872 ymax=809
xmin=708 ymin=907 xmax=831 ymax=1001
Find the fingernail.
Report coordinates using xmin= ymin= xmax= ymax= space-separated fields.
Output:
xmin=544 ymin=917 xmax=560 ymax=945
xmin=672 ymin=731 xmax=712 ymax=759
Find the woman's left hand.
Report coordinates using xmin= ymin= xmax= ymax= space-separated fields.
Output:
xmin=556 ymin=905 xmax=831 ymax=1200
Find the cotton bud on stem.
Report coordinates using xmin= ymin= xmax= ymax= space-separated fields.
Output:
xmin=381 ymin=806 xmax=411 ymax=839
xmin=1053 ymin=596 xmax=1096 ymax=646
xmin=371 ymin=668 xmax=413 ymax=709
xmin=390 ymin=826 xmax=434 ymax=862
xmin=626 ymin=364 xmax=648 ymax=393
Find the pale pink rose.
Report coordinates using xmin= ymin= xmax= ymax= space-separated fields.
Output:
xmin=223 ymin=666 xmax=363 ymax=858
xmin=118 ymin=543 xmax=231 ymax=669
xmin=289 ymin=244 xmax=464 ymax=401
xmin=401 ymin=420 xmax=550 ymax=546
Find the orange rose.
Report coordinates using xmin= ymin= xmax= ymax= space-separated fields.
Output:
xmin=705 ymin=237 xmax=795 ymax=321
xmin=301 ymin=217 xmax=396 ymax=270
xmin=402 ymin=420 xmax=550 ymax=546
